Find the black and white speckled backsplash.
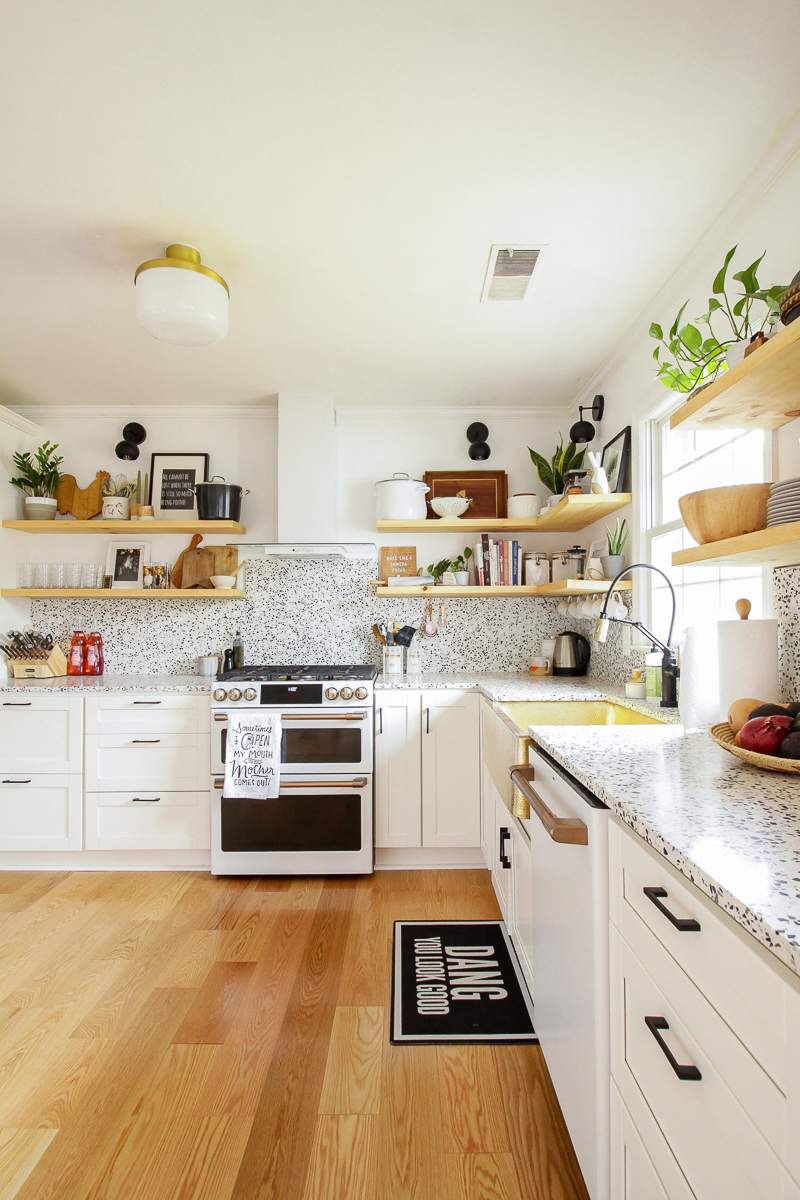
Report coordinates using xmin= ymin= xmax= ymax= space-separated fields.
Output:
xmin=30 ymin=554 xmax=631 ymax=684
xmin=773 ymin=565 xmax=800 ymax=701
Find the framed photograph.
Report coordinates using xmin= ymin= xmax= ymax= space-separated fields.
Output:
xmin=600 ymin=427 xmax=631 ymax=493
xmin=105 ymin=542 xmax=151 ymax=590
xmin=149 ymin=453 xmax=209 ymax=520
xmin=423 ymin=470 xmax=508 ymax=519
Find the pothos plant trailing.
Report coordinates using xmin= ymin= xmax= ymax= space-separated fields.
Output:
xmin=649 ymin=245 xmax=788 ymax=395
xmin=528 ymin=438 xmax=585 ymax=495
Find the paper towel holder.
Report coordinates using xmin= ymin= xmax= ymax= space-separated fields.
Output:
xmin=736 ymin=598 xmax=751 ymax=620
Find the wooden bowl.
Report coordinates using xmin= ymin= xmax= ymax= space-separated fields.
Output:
xmin=709 ymin=722 xmax=800 ymax=775
xmin=678 ymin=484 xmax=771 ymax=545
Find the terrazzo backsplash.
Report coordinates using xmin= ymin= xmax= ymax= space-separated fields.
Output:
xmin=30 ymin=554 xmax=631 ymax=685
xmin=773 ymin=565 xmax=800 ymax=701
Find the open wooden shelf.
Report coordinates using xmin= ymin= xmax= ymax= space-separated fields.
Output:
xmin=2 ymin=519 xmax=246 ymax=535
xmin=672 ymin=521 xmax=800 ymax=568
xmin=373 ymin=580 xmax=633 ymax=598
xmin=1 ymin=588 xmax=245 ymax=600
xmin=376 ymin=493 xmax=631 ymax=534
xmin=669 ymin=320 xmax=800 ymax=431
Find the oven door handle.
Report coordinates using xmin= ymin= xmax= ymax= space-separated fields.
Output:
xmin=213 ymin=712 xmax=367 ymax=723
xmin=214 ymin=777 xmax=368 ymax=790
xmin=509 ymin=766 xmax=588 ymax=845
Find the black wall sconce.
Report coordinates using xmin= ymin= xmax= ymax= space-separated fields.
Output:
xmin=467 ymin=421 xmax=491 ymax=460
xmin=115 ymin=422 xmax=147 ymax=461
xmin=569 ymin=394 xmax=605 ymax=445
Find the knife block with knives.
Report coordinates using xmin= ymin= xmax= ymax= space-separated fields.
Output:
xmin=7 ymin=644 xmax=68 ymax=678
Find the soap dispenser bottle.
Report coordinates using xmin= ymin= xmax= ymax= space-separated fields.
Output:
xmin=233 ymin=630 xmax=244 ymax=669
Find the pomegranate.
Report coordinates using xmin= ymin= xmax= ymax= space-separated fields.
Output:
xmin=739 ymin=714 xmax=793 ymax=756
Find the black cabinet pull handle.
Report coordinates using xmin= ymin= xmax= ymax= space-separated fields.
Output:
xmin=643 ymin=886 xmax=701 ymax=932
xmin=2 ymin=779 xmax=31 ymax=784
xmin=499 ymin=827 xmax=511 ymax=869
xmin=131 ymin=797 xmax=160 ymax=802
xmin=425 ymin=708 xmax=430 ymax=734
xmin=132 ymin=739 xmax=160 ymax=744
xmin=133 ymin=700 xmax=161 ymax=705
xmin=3 ymin=702 xmax=31 ymax=706
xmin=645 ymin=1016 xmax=702 ymax=1081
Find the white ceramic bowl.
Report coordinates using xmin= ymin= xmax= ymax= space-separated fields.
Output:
xmin=430 ymin=496 xmax=473 ymax=518
xmin=210 ymin=574 xmax=236 ymax=589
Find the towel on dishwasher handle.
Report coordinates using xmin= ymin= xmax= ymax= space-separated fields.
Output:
xmin=223 ymin=713 xmax=282 ymax=798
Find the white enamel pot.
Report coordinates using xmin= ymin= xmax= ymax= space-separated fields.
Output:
xmin=374 ymin=473 xmax=429 ymax=520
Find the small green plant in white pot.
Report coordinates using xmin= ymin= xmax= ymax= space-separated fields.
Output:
xmin=9 ymin=441 xmax=64 ymax=520
xmin=451 ymin=546 xmax=473 ymax=585
xmin=601 ymin=518 xmax=628 ymax=579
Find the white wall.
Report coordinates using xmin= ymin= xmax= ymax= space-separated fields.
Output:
xmin=0 ymin=406 xmax=42 ymax=667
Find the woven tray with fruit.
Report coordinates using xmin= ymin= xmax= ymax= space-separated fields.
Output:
xmin=711 ymin=699 xmax=800 ymax=775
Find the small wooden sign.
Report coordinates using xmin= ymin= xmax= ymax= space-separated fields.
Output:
xmin=381 ymin=546 xmax=417 ymax=581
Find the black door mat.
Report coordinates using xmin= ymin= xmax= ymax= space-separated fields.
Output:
xmin=390 ymin=920 xmax=537 ymax=1044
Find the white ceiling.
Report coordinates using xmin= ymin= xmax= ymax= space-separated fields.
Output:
xmin=1 ymin=0 xmax=799 ymax=410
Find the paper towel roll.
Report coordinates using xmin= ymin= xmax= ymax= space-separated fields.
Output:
xmin=717 ymin=618 xmax=779 ymax=721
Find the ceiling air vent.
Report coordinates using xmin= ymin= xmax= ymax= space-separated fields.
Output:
xmin=481 ymin=244 xmax=544 ymax=302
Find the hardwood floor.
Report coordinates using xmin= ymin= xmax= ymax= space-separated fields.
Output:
xmin=0 ymin=869 xmax=589 ymax=1200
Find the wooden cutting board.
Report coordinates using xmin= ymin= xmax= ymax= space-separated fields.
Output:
xmin=181 ymin=544 xmax=239 ymax=589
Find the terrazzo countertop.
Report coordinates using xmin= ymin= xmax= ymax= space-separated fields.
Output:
xmin=527 ymin=723 xmax=800 ymax=977
xmin=0 ymin=674 xmax=212 ymax=693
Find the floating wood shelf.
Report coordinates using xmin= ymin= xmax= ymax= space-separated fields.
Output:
xmin=1 ymin=588 xmax=246 ymax=599
xmin=672 ymin=522 xmax=800 ymax=568
xmin=376 ymin=493 xmax=631 ymax=534
xmin=1 ymin=519 xmax=246 ymax=535
xmin=669 ymin=321 xmax=800 ymax=431
xmin=373 ymin=581 xmax=633 ymax=598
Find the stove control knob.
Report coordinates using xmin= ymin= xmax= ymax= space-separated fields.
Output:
xmin=243 ymin=688 xmax=257 ymax=701
xmin=213 ymin=688 xmax=227 ymax=702
xmin=228 ymin=688 xmax=242 ymax=702
xmin=355 ymin=687 xmax=368 ymax=700
xmin=325 ymin=687 xmax=339 ymax=700
xmin=340 ymin=686 xmax=354 ymax=700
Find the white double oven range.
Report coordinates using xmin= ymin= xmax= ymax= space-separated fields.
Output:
xmin=210 ymin=664 xmax=376 ymax=876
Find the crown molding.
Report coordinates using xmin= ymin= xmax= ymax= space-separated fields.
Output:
xmin=571 ymin=109 xmax=800 ymax=411
xmin=335 ymin=405 xmax=568 ymax=420
xmin=13 ymin=404 xmax=278 ymax=421
xmin=0 ymin=404 xmax=43 ymax=437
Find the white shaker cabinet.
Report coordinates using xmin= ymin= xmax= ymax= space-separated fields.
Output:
xmin=374 ymin=688 xmax=481 ymax=852
xmin=0 ymin=694 xmax=83 ymax=850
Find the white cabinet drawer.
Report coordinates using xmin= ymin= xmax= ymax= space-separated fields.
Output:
xmin=0 ymin=694 xmax=82 ymax=773
xmin=0 ymin=775 xmax=81 ymax=850
xmin=86 ymin=790 xmax=209 ymax=850
xmin=615 ymin=929 xmax=800 ymax=1200
xmin=85 ymin=694 xmax=206 ymax=735
xmin=85 ymin=733 xmax=208 ymax=791
xmin=610 ymin=1079 xmax=693 ymax=1200
xmin=616 ymin=820 xmax=787 ymax=1091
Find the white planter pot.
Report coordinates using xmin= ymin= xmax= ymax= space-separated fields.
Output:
xmin=102 ymin=496 xmax=130 ymax=520
xmin=454 ymin=571 xmax=469 ymax=585
xmin=507 ymin=493 xmax=541 ymax=519
xmin=24 ymin=496 xmax=57 ymax=521
xmin=374 ymin=473 xmax=430 ymax=520
xmin=725 ymin=340 xmax=748 ymax=369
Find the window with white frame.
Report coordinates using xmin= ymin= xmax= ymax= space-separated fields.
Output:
xmin=644 ymin=412 xmax=767 ymax=641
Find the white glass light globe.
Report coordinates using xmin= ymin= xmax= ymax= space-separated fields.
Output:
xmin=135 ymin=265 xmax=228 ymax=345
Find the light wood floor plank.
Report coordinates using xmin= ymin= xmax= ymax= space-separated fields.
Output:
xmin=377 ymin=1042 xmax=454 ymax=1200
xmin=437 ymin=1045 xmax=510 ymax=1154
xmin=0 ymin=1037 xmax=109 ymax=1129
xmin=172 ymin=962 xmax=256 ymax=1045
xmin=445 ymin=1152 xmax=523 ymax=1200
xmin=0 ymin=1128 xmax=58 ymax=1200
xmin=318 ymin=1006 xmax=383 ymax=1115
xmin=301 ymin=1115 xmax=375 ymax=1200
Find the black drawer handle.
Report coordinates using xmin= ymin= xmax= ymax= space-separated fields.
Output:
xmin=499 ymin=827 xmax=511 ymax=870
xmin=645 ymin=1016 xmax=702 ymax=1081
xmin=3 ymin=702 xmax=31 ymax=706
xmin=133 ymin=700 xmax=162 ymax=705
xmin=2 ymin=779 xmax=31 ymax=784
xmin=643 ymin=886 xmax=701 ymax=932
xmin=131 ymin=797 xmax=160 ymax=802
xmin=132 ymin=739 xmax=160 ymax=744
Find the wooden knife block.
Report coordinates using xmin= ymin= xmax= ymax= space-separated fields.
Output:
xmin=8 ymin=645 xmax=68 ymax=678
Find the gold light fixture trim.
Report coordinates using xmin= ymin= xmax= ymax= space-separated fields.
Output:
xmin=134 ymin=243 xmax=229 ymax=295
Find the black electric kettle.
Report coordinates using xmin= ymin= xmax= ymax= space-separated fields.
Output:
xmin=552 ymin=631 xmax=591 ymax=676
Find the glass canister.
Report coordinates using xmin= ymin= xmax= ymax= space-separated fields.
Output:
xmin=382 ymin=645 xmax=403 ymax=675
xmin=523 ymin=552 xmax=550 ymax=586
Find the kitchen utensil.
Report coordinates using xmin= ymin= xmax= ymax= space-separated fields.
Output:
xmin=508 ymin=493 xmax=541 ymax=519
xmin=171 ymin=534 xmax=202 ymax=588
xmin=580 ymin=595 xmax=595 ymax=619
xmin=610 ymin=591 xmax=628 ymax=619
xmin=423 ymin=603 xmax=437 ymax=638
xmin=374 ymin=473 xmax=429 ymax=521
xmin=394 ymin=624 xmax=417 ymax=648
xmin=194 ymin=477 xmax=250 ymax=522
xmin=552 ymin=632 xmax=591 ymax=676
xmin=16 ymin=564 xmax=33 ymax=588
xmin=372 ymin=623 xmax=386 ymax=646
xmin=430 ymin=495 xmax=473 ymax=518
xmin=198 ymin=655 xmax=219 ymax=676
xmin=678 ymin=483 xmax=771 ymax=545
xmin=529 ymin=656 xmax=549 ymax=675
xmin=557 ymin=598 xmax=569 ymax=616
xmin=102 ymin=496 xmax=131 ymax=520
xmin=437 ymin=600 xmax=447 ymax=630
xmin=32 ymin=564 xmax=47 ymax=589
xmin=210 ymin=575 xmax=236 ymax=589
xmin=710 ymin=722 xmax=800 ymax=775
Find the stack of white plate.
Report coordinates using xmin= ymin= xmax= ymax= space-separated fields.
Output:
xmin=767 ymin=478 xmax=800 ymax=527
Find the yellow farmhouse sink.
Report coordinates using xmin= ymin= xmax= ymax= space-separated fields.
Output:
xmin=497 ymin=699 xmax=662 ymax=734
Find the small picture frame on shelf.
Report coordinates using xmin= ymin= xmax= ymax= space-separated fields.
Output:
xmin=149 ymin=453 xmax=209 ymax=521
xmin=600 ymin=427 xmax=631 ymax=493
xmin=105 ymin=542 xmax=151 ymax=590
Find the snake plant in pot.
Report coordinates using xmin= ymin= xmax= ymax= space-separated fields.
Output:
xmin=9 ymin=441 xmax=64 ymax=520
xmin=601 ymin=518 xmax=628 ymax=579
xmin=528 ymin=438 xmax=585 ymax=500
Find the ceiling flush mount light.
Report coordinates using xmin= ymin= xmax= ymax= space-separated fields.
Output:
xmin=134 ymin=244 xmax=229 ymax=346
xmin=569 ymin=394 xmax=605 ymax=445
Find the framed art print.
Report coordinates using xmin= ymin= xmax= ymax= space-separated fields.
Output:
xmin=105 ymin=542 xmax=151 ymax=590
xmin=149 ymin=453 xmax=209 ymax=520
xmin=600 ymin=427 xmax=631 ymax=494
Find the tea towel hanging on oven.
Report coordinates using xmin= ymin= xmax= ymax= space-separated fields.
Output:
xmin=224 ymin=713 xmax=282 ymax=798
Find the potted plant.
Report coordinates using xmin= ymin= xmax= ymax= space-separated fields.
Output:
xmin=649 ymin=246 xmax=788 ymax=395
xmin=451 ymin=546 xmax=473 ymax=585
xmin=600 ymin=518 xmax=628 ymax=579
xmin=427 ymin=556 xmax=453 ymax=584
xmin=9 ymin=441 xmax=64 ymax=520
xmin=528 ymin=438 xmax=585 ymax=506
